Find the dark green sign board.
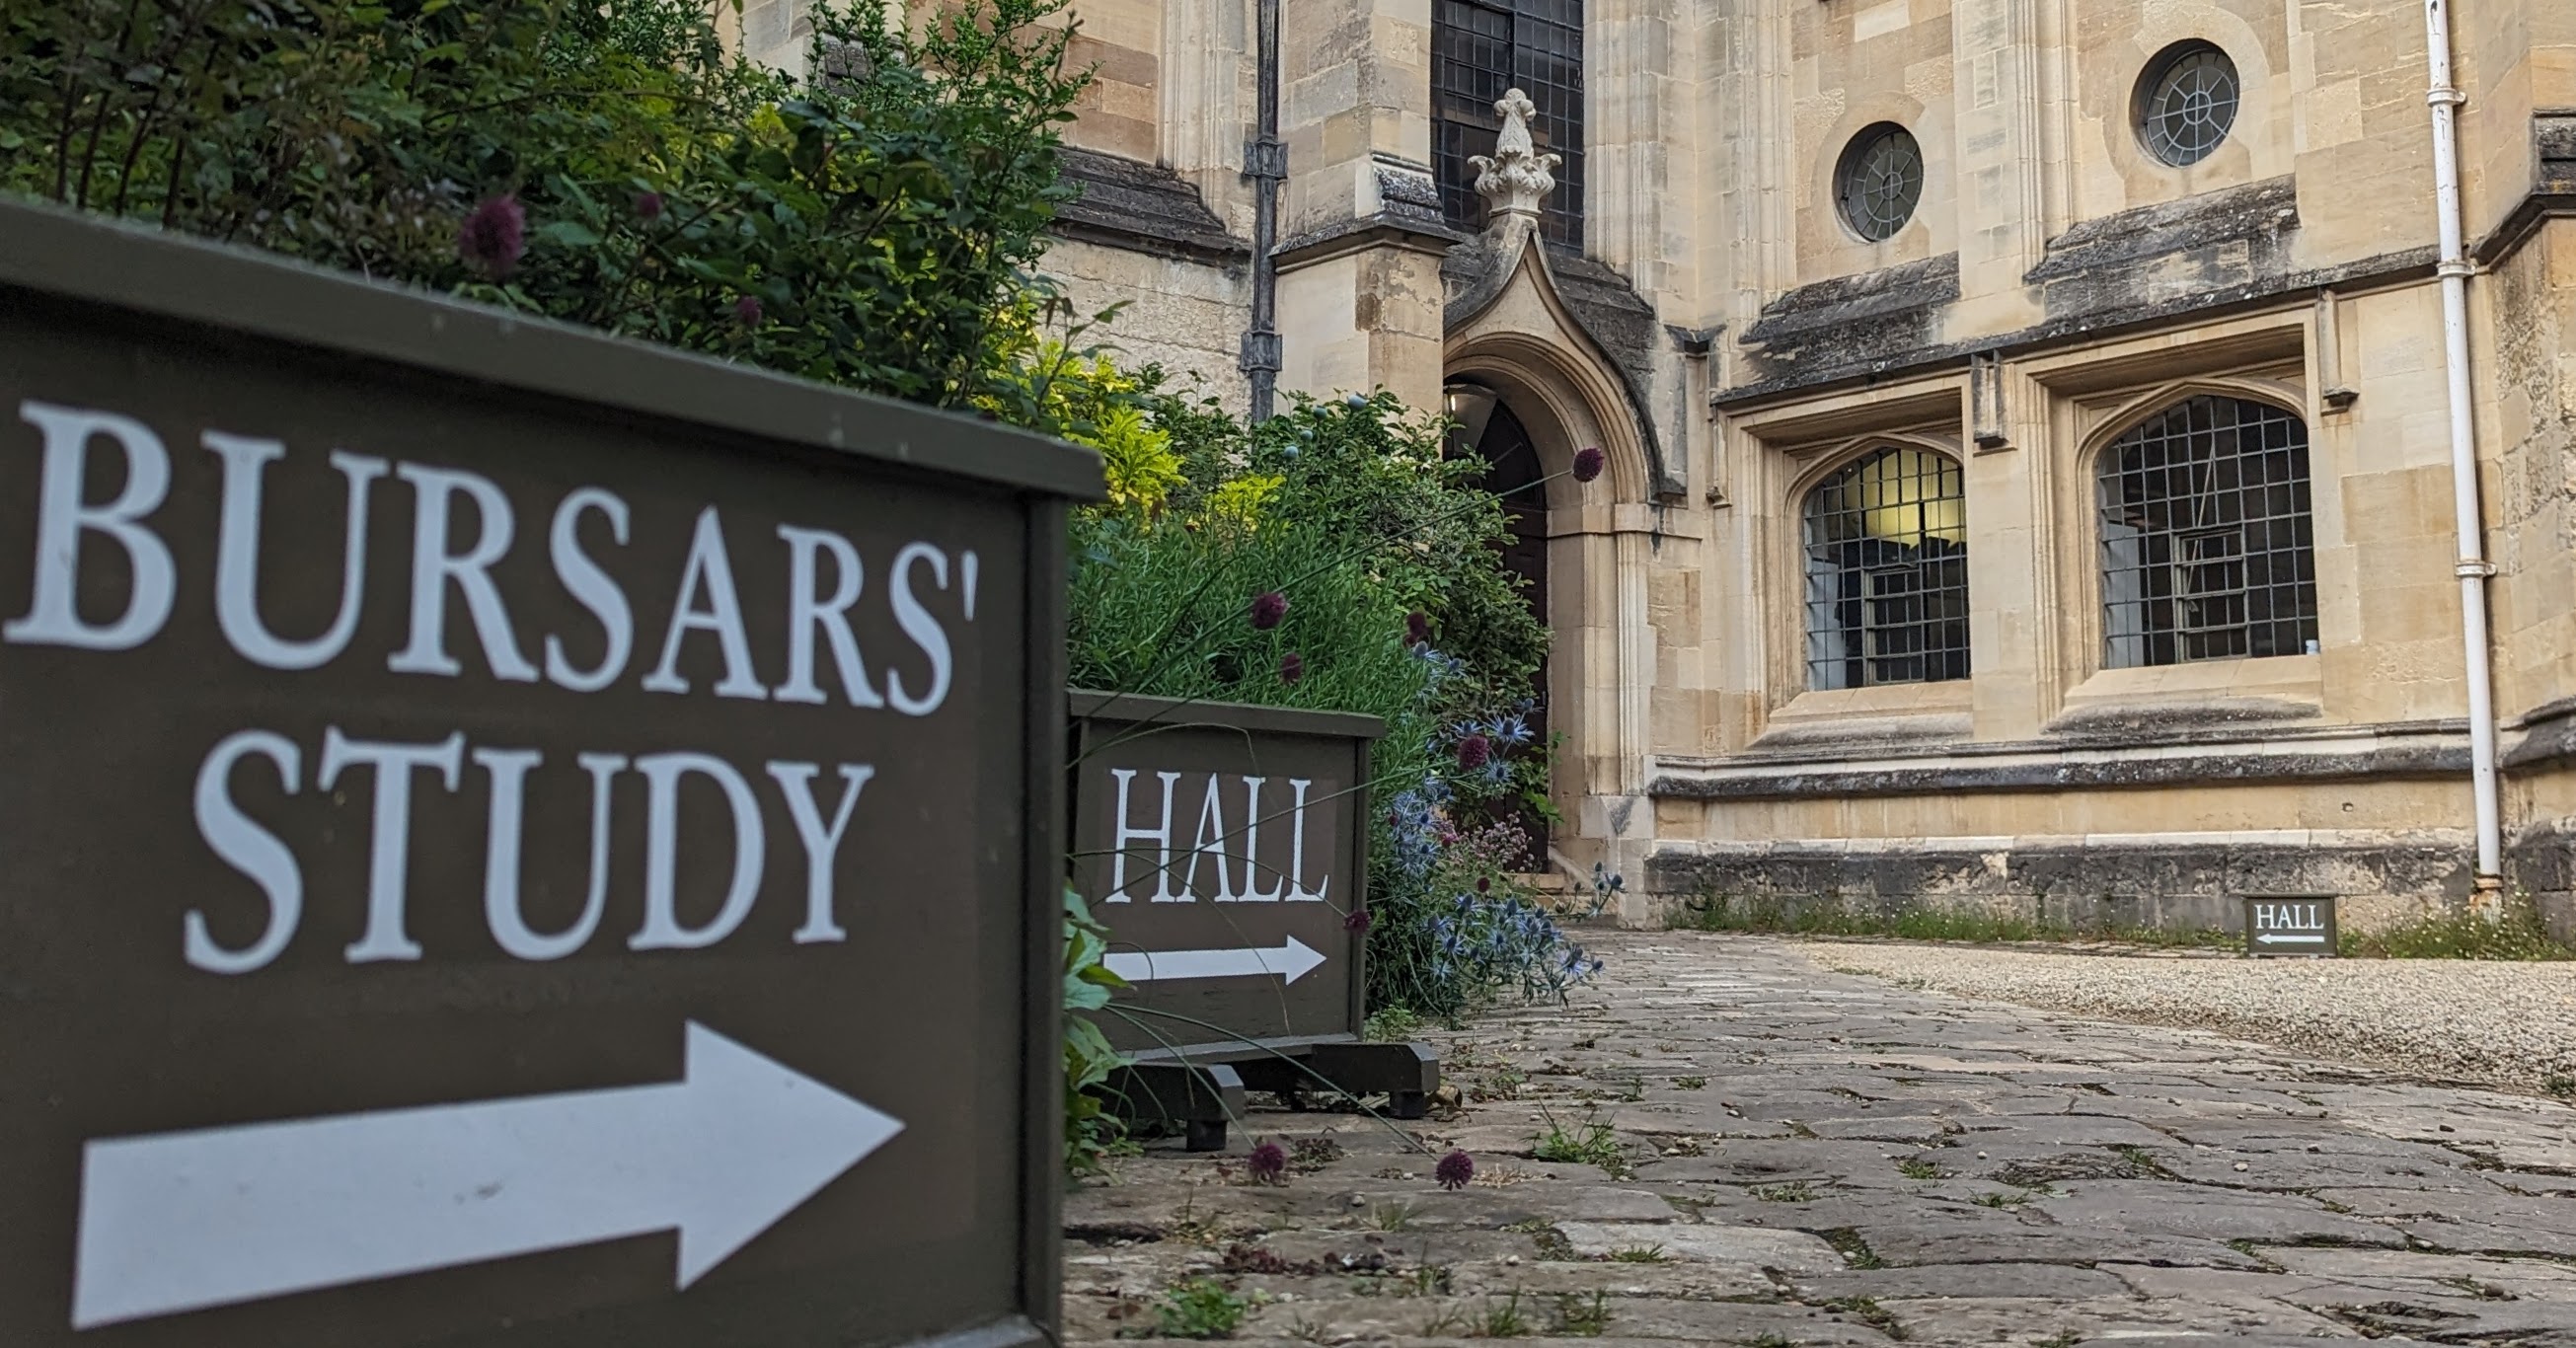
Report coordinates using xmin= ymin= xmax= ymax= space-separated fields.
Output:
xmin=2243 ymin=894 xmax=2339 ymax=958
xmin=0 ymin=202 xmax=1096 ymax=1348
xmin=1070 ymin=693 xmax=1436 ymax=1147
xmin=1070 ymin=692 xmax=1378 ymax=1054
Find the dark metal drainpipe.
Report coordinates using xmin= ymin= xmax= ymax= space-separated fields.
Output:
xmin=1240 ymin=0 xmax=1284 ymax=422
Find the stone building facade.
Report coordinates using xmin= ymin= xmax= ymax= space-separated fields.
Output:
xmin=740 ymin=1 xmax=2576 ymax=936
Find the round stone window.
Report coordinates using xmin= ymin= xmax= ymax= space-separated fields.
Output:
xmin=1834 ymin=123 xmax=1925 ymax=242
xmin=2138 ymin=42 xmax=2240 ymax=167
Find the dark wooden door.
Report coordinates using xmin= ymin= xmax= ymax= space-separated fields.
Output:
xmin=1460 ymin=398 xmax=1551 ymax=868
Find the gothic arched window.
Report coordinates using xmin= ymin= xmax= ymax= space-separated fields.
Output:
xmin=1803 ymin=447 xmax=1970 ymax=690
xmin=1432 ymin=0 xmax=1584 ymax=249
xmin=2097 ymin=395 xmax=2318 ymax=667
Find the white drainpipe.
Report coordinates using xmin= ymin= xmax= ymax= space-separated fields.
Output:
xmin=2421 ymin=0 xmax=2505 ymax=892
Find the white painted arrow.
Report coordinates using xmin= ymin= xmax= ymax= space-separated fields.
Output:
xmin=2252 ymin=932 xmax=2328 ymax=945
xmin=1105 ymin=936 xmax=1327 ymax=985
xmin=71 ymin=1022 xmax=900 ymax=1330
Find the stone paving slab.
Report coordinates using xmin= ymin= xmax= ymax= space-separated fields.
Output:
xmin=1063 ymin=933 xmax=2576 ymax=1344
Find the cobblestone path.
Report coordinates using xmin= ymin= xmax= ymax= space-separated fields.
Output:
xmin=1064 ymin=931 xmax=2576 ymax=1345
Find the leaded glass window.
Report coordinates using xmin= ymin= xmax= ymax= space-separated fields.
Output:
xmin=1433 ymin=0 xmax=1584 ymax=249
xmin=2138 ymin=43 xmax=2239 ymax=167
xmin=2097 ymin=396 xmax=2318 ymax=667
xmin=1834 ymin=123 xmax=1924 ymax=242
xmin=1804 ymin=448 xmax=1970 ymax=690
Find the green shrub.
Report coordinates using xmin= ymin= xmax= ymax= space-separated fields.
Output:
xmin=2341 ymin=904 xmax=2576 ymax=960
xmin=1154 ymin=1278 xmax=1248 ymax=1339
xmin=5 ymin=0 xmax=1087 ymax=413
xmin=1065 ymin=387 xmax=1596 ymax=1021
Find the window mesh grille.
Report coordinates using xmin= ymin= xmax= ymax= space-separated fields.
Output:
xmin=2140 ymin=44 xmax=2239 ymax=167
xmin=1803 ymin=448 xmax=1971 ymax=690
xmin=1835 ymin=124 xmax=1924 ymax=242
xmin=1433 ymin=0 xmax=1584 ymax=250
xmin=2097 ymin=396 xmax=2318 ymax=668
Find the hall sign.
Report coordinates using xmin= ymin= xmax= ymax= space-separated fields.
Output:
xmin=0 ymin=203 xmax=1095 ymax=1348
xmin=2243 ymin=894 xmax=2340 ymax=958
xmin=1069 ymin=693 xmax=1380 ymax=1053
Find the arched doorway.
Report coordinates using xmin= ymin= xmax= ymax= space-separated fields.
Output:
xmin=1446 ymin=382 xmax=1552 ymax=868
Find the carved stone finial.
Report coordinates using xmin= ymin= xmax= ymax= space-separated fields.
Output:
xmin=1469 ymin=88 xmax=1559 ymax=224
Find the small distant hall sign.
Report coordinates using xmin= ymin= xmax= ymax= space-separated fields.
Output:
xmin=0 ymin=203 xmax=1097 ymax=1348
xmin=1068 ymin=692 xmax=1438 ymax=1151
xmin=1069 ymin=692 xmax=1378 ymax=1054
xmin=2243 ymin=894 xmax=2340 ymax=957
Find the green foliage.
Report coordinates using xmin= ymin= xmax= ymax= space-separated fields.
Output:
xmin=1552 ymin=1291 xmax=1610 ymax=1336
xmin=2340 ymin=903 xmax=2576 ymax=960
xmin=6 ymin=0 xmax=1088 ymax=412
xmin=1605 ymin=1244 xmax=1667 ymax=1264
xmin=1675 ymin=894 xmax=2235 ymax=948
xmin=1361 ymin=1007 xmax=1426 ymax=1042
xmin=1066 ymin=385 xmax=1591 ymax=1021
xmin=1895 ymin=1157 xmax=1942 ymax=1180
xmin=1062 ymin=888 xmax=1130 ymax=1175
xmin=1152 ymin=1278 xmax=1248 ymax=1340
xmin=1531 ymin=1107 xmax=1628 ymax=1177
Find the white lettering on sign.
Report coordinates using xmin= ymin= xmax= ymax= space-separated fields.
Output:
xmin=543 ymin=487 xmax=634 ymax=693
xmin=1108 ymin=769 xmax=1182 ymax=903
xmin=70 ymin=1022 xmax=901 ymax=1329
xmin=6 ymin=402 xmax=177 ymax=650
xmin=388 ymin=464 xmax=539 ymax=683
xmin=2251 ymin=902 xmax=2327 ymax=932
xmin=1102 ymin=766 xmax=1330 ymax=905
xmin=644 ymin=507 xmax=770 ymax=701
xmin=6 ymin=398 xmax=977 ymax=712
xmin=2 ymin=397 xmax=985 ymax=973
xmin=205 ymin=433 xmax=386 ymax=671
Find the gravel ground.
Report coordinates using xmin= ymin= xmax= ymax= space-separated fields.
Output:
xmin=1790 ymin=939 xmax=2576 ymax=1094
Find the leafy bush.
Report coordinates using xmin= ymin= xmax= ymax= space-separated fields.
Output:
xmin=4 ymin=0 xmax=1087 ymax=412
xmin=1153 ymin=1278 xmax=1248 ymax=1339
xmin=2340 ymin=903 xmax=2576 ymax=960
xmin=1061 ymin=889 xmax=1131 ymax=1175
xmin=1066 ymin=383 xmax=1598 ymax=1022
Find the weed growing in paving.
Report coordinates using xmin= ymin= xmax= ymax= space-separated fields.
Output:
xmin=1821 ymin=1298 xmax=1903 ymax=1336
xmin=1606 ymin=1243 xmax=1668 ymax=1263
xmin=1896 ymin=1157 xmax=1943 ymax=1180
xmin=1820 ymin=1229 xmax=1883 ymax=1270
xmin=1973 ymin=1189 xmax=2042 ymax=1208
xmin=1553 ymin=1291 xmax=1612 ymax=1336
xmin=1153 ymin=1279 xmax=1248 ymax=1339
xmin=1369 ymin=1200 xmax=1418 ymax=1232
xmin=2342 ymin=905 xmax=2576 ymax=960
xmin=1752 ymin=1182 xmax=1816 ymax=1203
xmin=1423 ymin=1290 xmax=1532 ymax=1338
xmin=1533 ymin=1107 xmax=1630 ymax=1178
xmin=1363 ymin=1007 xmax=1427 ymax=1041
xmin=2545 ymin=1075 xmax=2576 ymax=1099
xmin=1675 ymin=1075 xmax=1707 ymax=1090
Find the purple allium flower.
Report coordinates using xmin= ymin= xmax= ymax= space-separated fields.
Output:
xmin=1405 ymin=610 xmax=1430 ymax=645
xmin=1343 ymin=905 xmax=1372 ymax=932
xmin=457 ymin=194 xmax=525 ymax=278
xmin=1457 ymin=733 xmax=1491 ymax=773
xmin=734 ymin=294 xmax=765 ymax=327
xmin=1571 ymin=446 xmax=1606 ymax=484
xmin=1249 ymin=590 xmax=1289 ymax=630
xmin=1279 ymin=651 xmax=1305 ymax=685
xmin=1435 ymin=1149 xmax=1475 ymax=1191
xmin=634 ymin=190 xmax=664 ymax=221
xmin=1247 ymin=1139 xmax=1288 ymax=1185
